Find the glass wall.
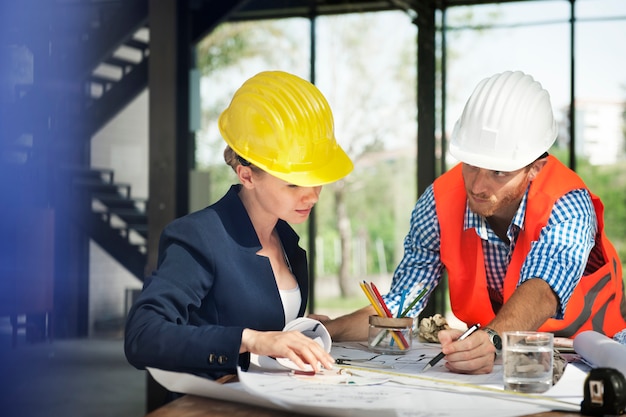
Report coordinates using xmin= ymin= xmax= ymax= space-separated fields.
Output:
xmin=197 ymin=0 xmax=626 ymax=314
xmin=573 ymin=0 xmax=626 ymax=258
xmin=196 ymin=12 xmax=417 ymax=314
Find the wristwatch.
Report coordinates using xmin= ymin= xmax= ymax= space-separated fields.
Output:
xmin=483 ymin=327 xmax=502 ymax=354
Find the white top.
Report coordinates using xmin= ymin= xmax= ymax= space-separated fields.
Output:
xmin=279 ymin=286 xmax=301 ymax=323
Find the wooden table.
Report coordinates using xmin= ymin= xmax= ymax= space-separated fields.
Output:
xmin=145 ymin=394 xmax=584 ymax=417
xmin=145 ymin=395 xmax=293 ymax=417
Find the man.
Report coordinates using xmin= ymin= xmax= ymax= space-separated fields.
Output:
xmin=321 ymin=70 xmax=626 ymax=374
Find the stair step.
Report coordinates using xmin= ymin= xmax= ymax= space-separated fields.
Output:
xmin=103 ymin=56 xmax=136 ymax=71
xmin=74 ymin=179 xmax=131 ymax=196
xmin=90 ymin=73 xmax=119 ymax=86
xmin=126 ymin=224 xmax=148 ymax=239
xmin=92 ymin=208 xmax=146 ymax=224
xmin=93 ymin=210 xmax=147 ymax=242
xmin=109 ymin=220 xmax=148 ymax=230
xmin=111 ymin=223 xmax=148 ymax=239
xmin=63 ymin=167 xmax=114 ymax=183
xmin=130 ymin=224 xmax=148 ymax=232
xmin=93 ymin=193 xmax=146 ymax=209
xmin=108 ymin=208 xmax=147 ymax=225
xmin=125 ymin=38 xmax=149 ymax=53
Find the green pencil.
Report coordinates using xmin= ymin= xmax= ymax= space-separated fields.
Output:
xmin=400 ymin=287 xmax=428 ymax=318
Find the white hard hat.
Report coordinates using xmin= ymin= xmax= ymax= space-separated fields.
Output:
xmin=449 ymin=71 xmax=557 ymax=172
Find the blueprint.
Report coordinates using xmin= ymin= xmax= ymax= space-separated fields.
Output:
xmin=148 ymin=340 xmax=586 ymax=417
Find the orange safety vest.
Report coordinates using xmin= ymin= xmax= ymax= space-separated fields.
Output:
xmin=433 ymin=155 xmax=626 ymax=338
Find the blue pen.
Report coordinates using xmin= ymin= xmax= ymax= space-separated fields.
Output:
xmin=397 ymin=289 xmax=407 ymax=318
xmin=400 ymin=287 xmax=428 ymax=318
xmin=390 ymin=289 xmax=407 ymax=347
xmin=388 ymin=289 xmax=408 ymax=348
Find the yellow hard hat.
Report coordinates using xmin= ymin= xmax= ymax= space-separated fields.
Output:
xmin=218 ymin=71 xmax=353 ymax=187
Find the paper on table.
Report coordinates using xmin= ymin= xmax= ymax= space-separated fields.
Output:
xmin=147 ymin=339 xmax=585 ymax=417
xmin=332 ymin=341 xmax=505 ymax=385
xmin=237 ymin=362 xmax=581 ymax=417
xmin=543 ymin=364 xmax=587 ymax=400
xmin=149 ymin=366 xmax=398 ymax=417
xmin=147 ymin=367 xmax=279 ymax=410
xmin=573 ymin=330 xmax=626 ymax=376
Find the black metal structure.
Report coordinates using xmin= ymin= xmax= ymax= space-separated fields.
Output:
xmin=1 ymin=0 xmax=579 ymax=352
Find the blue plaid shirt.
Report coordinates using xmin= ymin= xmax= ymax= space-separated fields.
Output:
xmin=383 ymin=184 xmax=597 ymax=320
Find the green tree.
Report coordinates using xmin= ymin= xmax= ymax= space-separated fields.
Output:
xmin=551 ymin=148 xmax=626 ymax=264
xmin=578 ymin=162 xmax=626 ymax=262
xmin=310 ymin=12 xmax=418 ymax=297
xmin=622 ymin=84 xmax=626 ymax=155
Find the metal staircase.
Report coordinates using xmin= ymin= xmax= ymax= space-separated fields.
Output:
xmin=1 ymin=0 xmax=152 ymax=281
xmin=61 ymin=0 xmax=150 ymax=280
xmin=59 ymin=0 xmax=245 ymax=280
xmin=67 ymin=166 xmax=147 ymax=280
xmin=4 ymin=0 xmax=261 ymax=282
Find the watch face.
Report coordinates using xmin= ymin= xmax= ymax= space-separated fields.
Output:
xmin=485 ymin=328 xmax=502 ymax=350
xmin=492 ymin=334 xmax=502 ymax=350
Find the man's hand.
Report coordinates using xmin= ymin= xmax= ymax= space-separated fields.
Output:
xmin=435 ymin=279 xmax=558 ymax=374
xmin=311 ymin=305 xmax=376 ymax=342
xmin=307 ymin=313 xmax=331 ymax=323
xmin=437 ymin=328 xmax=497 ymax=374
xmin=240 ymin=328 xmax=334 ymax=372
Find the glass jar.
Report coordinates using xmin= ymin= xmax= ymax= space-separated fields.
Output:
xmin=368 ymin=316 xmax=413 ymax=354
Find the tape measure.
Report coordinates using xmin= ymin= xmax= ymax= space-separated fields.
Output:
xmin=581 ymin=368 xmax=626 ymax=416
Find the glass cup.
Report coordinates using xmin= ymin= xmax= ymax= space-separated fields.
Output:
xmin=367 ymin=316 xmax=413 ymax=354
xmin=503 ymin=331 xmax=554 ymax=393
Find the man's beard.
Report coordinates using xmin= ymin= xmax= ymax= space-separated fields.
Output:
xmin=467 ymin=179 xmax=529 ymax=218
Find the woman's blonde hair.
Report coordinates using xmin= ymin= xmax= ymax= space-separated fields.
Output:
xmin=223 ymin=145 xmax=239 ymax=172
xmin=224 ymin=145 xmax=259 ymax=173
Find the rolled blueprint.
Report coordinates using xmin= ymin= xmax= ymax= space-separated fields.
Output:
xmin=250 ymin=317 xmax=332 ymax=372
xmin=573 ymin=330 xmax=626 ymax=377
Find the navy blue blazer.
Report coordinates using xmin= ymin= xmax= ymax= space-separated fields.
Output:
xmin=124 ymin=185 xmax=309 ymax=379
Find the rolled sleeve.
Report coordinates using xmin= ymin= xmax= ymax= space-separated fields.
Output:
xmin=520 ymin=189 xmax=597 ymax=318
xmin=383 ymin=185 xmax=444 ymax=317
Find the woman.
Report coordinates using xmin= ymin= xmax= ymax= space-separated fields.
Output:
xmin=124 ymin=71 xmax=353 ymax=380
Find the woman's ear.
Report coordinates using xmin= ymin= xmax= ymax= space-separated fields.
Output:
xmin=528 ymin=158 xmax=548 ymax=181
xmin=237 ymin=165 xmax=255 ymax=189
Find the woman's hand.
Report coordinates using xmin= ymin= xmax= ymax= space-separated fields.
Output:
xmin=240 ymin=328 xmax=334 ymax=372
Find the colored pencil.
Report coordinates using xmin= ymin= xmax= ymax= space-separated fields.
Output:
xmin=370 ymin=282 xmax=394 ymax=318
xmin=400 ymin=287 xmax=428 ymax=318
xmin=359 ymin=282 xmax=407 ymax=350
xmin=369 ymin=282 xmax=410 ymax=348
